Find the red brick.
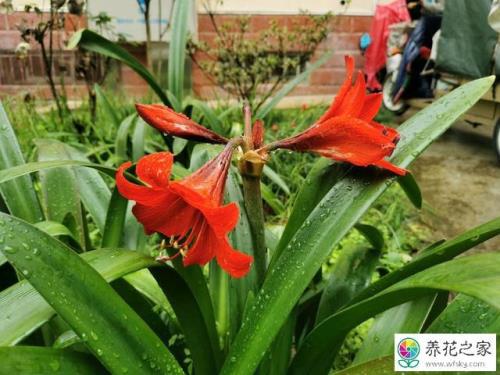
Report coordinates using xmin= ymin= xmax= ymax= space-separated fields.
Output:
xmin=309 ymin=68 xmax=346 ymax=86
xmin=121 ymin=66 xmax=145 ymax=86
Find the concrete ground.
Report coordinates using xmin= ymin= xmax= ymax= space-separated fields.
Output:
xmin=402 ymin=114 xmax=500 ymax=251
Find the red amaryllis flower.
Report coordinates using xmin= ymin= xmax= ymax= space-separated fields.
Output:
xmin=271 ymin=56 xmax=407 ymax=176
xmin=115 ymin=145 xmax=253 ymax=278
xmin=136 ymin=104 xmax=228 ymax=144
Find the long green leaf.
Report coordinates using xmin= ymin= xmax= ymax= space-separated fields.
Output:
xmin=270 ymin=159 xmax=345 ymax=268
xmin=427 ymin=294 xmax=500 ymax=334
xmin=220 ymin=76 xmax=495 ymax=375
xmin=167 ymin=247 xmax=220 ymax=370
xmin=0 ymin=347 xmax=106 ymax=374
xmin=316 ymin=245 xmax=380 ymax=324
xmin=334 ymin=356 xmax=393 ymax=375
xmin=68 ymin=29 xmax=171 ymax=106
xmin=398 ymin=172 xmax=422 ymax=209
xmin=255 ymin=51 xmax=333 ymax=119
xmin=95 ymin=84 xmax=120 ymax=127
xmin=348 ymin=216 xmax=500 ymax=306
xmin=168 ymin=0 xmax=192 ymax=101
xmin=115 ymin=114 xmax=137 ymax=162
xmin=59 ymin=143 xmax=111 ymax=233
xmin=291 ymin=253 xmax=500 ymax=374
xmin=352 ymin=295 xmax=437 ymax=365
xmin=101 ymin=187 xmax=128 ymax=248
xmin=0 ymin=213 xmax=183 ymax=374
xmin=0 ymin=102 xmax=43 ymax=223
xmin=151 ymin=266 xmax=222 ymax=374
xmin=0 ymin=248 xmax=154 ymax=346
xmin=0 ymin=160 xmax=117 ymax=183
xmin=37 ymin=139 xmax=86 ymax=248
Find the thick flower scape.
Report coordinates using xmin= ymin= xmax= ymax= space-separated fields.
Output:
xmin=117 ymin=55 xmax=406 ymax=278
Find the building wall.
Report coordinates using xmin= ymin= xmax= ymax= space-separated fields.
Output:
xmin=197 ymin=0 xmax=376 ymax=15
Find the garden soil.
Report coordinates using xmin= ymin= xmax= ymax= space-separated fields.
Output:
xmin=401 ymin=114 xmax=500 ymax=252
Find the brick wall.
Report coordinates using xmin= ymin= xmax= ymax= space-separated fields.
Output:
xmin=193 ymin=14 xmax=372 ymax=100
xmin=0 ymin=11 xmax=149 ymax=99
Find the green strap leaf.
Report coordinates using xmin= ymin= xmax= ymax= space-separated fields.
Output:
xmin=101 ymin=186 xmax=128 ymax=248
xmin=0 ymin=347 xmax=107 ymax=374
xmin=220 ymin=76 xmax=495 ymax=375
xmin=291 ymin=253 xmax=500 ymax=375
xmin=354 ymin=224 xmax=385 ymax=251
xmin=352 ymin=294 xmax=438 ymax=365
xmin=349 ymin=216 xmax=500 ymax=306
xmin=151 ymin=266 xmax=222 ymax=374
xmin=168 ymin=0 xmax=192 ymax=101
xmin=37 ymin=139 xmax=87 ymax=249
xmin=334 ymin=356 xmax=393 ymax=375
xmin=270 ymin=159 xmax=346 ymax=268
xmin=68 ymin=29 xmax=171 ymax=106
xmin=0 ymin=213 xmax=183 ymax=374
xmin=0 ymin=160 xmax=117 ymax=183
xmin=398 ymin=172 xmax=422 ymax=209
xmin=0 ymin=102 xmax=43 ymax=223
xmin=316 ymin=245 xmax=380 ymax=324
xmin=115 ymin=114 xmax=137 ymax=163
xmin=0 ymin=248 xmax=153 ymax=343
xmin=263 ymin=165 xmax=290 ymax=195
xmin=95 ymin=84 xmax=120 ymax=127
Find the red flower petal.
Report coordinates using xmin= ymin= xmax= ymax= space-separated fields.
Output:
xmin=202 ymin=202 xmax=240 ymax=236
xmin=360 ymin=93 xmax=383 ymax=122
xmin=135 ymin=152 xmax=173 ymax=188
xmin=136 ymin=104 xmax=228 ymax=144
xmin=116 ymin=162 xmax=167 ymax=206
xmin=273 ymin=55 xmax=406 ymax=175
xmin=317 ymin=55 xmax=355 ymax=123
xmin=215 ymin=234 xmax=253 ymax=278
xmin=373 ymin=159 xmax=408 ymax=176
xmin=182 ymin=222 xmax=217 ymax=267
xmin=175 ymin=143 xmax=234 ymax=205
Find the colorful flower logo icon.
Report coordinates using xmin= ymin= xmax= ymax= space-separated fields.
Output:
xmin=398 ymin=337 xmax=420 ymax=368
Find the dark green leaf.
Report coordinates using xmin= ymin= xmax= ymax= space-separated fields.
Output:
xmin=0 ymin=213 xmax=183 ymax=374
xmin=291 ymin=253 xmax=500 ymax=375
xmin=349 ymin=216 xmax=500 ymax=306
xmin=37 ymin=139 xmax=86 ymax=248
xmin=316 ymin=245 xmax=380 ymax=324
xmin=354 ymin=224 xmax=385 ymax=251
xmin=68 ymin=30 xmax=171 ymax=106
xmin=270 ymin=159 xmax=345 ymax=268
xmin=352 ymin=295 xmax=437 ymax=365
xmin=0 ymin=347 xmax=107 ymax=374
xmin=101 ymin=186 xmax=128 ymax=248
xmin=0 ymin=248 xmax=155 ymax=346
xmin=398 ymin=172 xmax=422 ymax=209
xmin=168 ymin=0 xmax=192 ymax=101
xmin=151 ymin=266 xmax=222 ymax=374
xmin=0 ymin=102 xmax=43 ymax=222
xmin=115 ymin=114 xmax=137 ymax=162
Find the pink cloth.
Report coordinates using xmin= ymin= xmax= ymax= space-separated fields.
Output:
xmin=364 ymin=0 xmax=411 ymax=90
